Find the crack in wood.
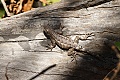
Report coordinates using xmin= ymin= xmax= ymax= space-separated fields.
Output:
xmin=95 ymin=31 xmax=119 ymax=34
xmin=43 ymin=73 xmax=80 ymax=77
xmin=9 ymin=67 xmax=39 ymax=73
xmin=0 ymin=39 xmax=44 ymax=43
xmin=97 ymin=6 xmax=120 ymax=8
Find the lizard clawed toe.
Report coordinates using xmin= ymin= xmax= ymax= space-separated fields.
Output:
xmin=70 ymin=53 xmax=78 ymax=64
xmin=45 ymin=45 xmax=54 ymax=51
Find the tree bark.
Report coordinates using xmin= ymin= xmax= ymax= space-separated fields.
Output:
xmin=0 ymin=0 xmax=120 ymax=80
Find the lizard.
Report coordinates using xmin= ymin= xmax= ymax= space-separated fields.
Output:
xmin=43 ymin=26 xmax=93 ymax=60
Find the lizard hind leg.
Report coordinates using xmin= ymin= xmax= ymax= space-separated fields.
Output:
xmin=68 ymin=48 xmax=78 ymax=64
xmin=74 ymin=33 xmax=94 ymax=42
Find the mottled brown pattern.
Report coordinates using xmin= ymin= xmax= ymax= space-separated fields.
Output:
xmin=43 ymin=26 xmax=82 ymax=56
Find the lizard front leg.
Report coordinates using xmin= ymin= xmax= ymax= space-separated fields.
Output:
xmin=43 ymin=30 xmax=56 ymax=51
xmin=46 ymin=37 xmax=56 ymax=51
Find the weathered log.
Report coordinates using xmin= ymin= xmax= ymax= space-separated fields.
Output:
xmin=0 ymin=0 xmax=120 ymax=80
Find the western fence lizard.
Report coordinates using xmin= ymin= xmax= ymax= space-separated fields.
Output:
xmin=43 ymin=26 xmax=85 ymax=57
xmin=43 ymin=26 xmax=95 ymax=62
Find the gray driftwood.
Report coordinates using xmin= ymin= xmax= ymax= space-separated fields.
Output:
xmin=0 ymin=0 xmax=120 ymax=80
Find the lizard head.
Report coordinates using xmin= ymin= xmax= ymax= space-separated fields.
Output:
xmin=44 ymin=27 xmax=49 ymax=32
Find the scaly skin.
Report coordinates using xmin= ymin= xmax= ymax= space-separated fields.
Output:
xmin=43 ymin=26 xmax=82 ymax=53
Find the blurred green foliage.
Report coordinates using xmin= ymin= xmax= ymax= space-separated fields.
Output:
xmin=0 ymin=8 xmax=5 ymax=19
xmin=0 ymin=0 xmax=4 ymax=19
xmin=115 ymin=42 xmax=120 ymax=50
xmin=47 ymin=0 xmax=60 ymax=3
xmin=43 ymin=0 xmax=60 ymax=6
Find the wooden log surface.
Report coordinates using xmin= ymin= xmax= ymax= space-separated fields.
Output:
xmin=0 ymin=0 xmax=120 ymax=80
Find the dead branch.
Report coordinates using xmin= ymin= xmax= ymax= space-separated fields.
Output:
xmin=103 ymin=44 xmax=120 ymax=80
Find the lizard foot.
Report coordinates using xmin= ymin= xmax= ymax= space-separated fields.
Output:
xmin=45 ymin=45 xmax=55 ymax=51
xmin=70 ymin=53 xmax=78 ymax=64
xmin=68 ymin=48 xmax=78 ymax=64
